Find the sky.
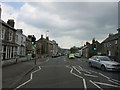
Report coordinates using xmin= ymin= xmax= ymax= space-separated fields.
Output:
xmin=1 ymin=1 xmax=119 ymax=49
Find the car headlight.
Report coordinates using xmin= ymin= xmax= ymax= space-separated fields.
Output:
xmin=105 ymin=64 xmax=111 ymax=66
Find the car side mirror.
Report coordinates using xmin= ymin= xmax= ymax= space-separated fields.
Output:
xmin=98 ymin=60 xmax=100 ymax=62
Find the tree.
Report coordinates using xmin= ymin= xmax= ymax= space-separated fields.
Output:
xmin=70 ymin=46 xmax=79 ymax=53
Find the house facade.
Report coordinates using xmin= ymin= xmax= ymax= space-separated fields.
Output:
xmin=81 ymin=39 xmax=101 ymax=58
xmin=36 ymin=35 xmax=60 ymax=58
xmin=101 ymin=28 xmax=120 ymax=62
xmin=15 ymin=29 xmax=26 ymax=57
xmin=0 ymin=19 xmax=18 ymax=60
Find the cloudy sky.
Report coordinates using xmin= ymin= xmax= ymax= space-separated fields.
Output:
xmin=1 ymin=1 xmax=119 ymax=49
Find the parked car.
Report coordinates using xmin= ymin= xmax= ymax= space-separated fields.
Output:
xmin=68 ymin=54 xmax=75 ymax=59
xmin=52 ymin=54 xmax=58 ymax=58
xmin=88 ymin=56 xmax=120 ymax=71
xmin=74 ymin=53 xmax=81 ymax=58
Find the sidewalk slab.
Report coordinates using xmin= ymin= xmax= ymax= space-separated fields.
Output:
xmin=2 ymin=57 xmax=48 ymax=88
xmin=2 ymin=60 xmax=36 ymax=88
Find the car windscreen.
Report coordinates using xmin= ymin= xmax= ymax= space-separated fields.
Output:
xmin=99 ymin=57 xmax=111 ymax=61
xmin=70 ymin=54 xmax=74 ymax=56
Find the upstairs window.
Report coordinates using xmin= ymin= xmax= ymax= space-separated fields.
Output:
xmin=21 ymin=37 xmax=23 ymax=44
xmin=9 ymin=31 xmax=13 ymax=41
xmin=0 ymin=29 xmax=5 ymax=40
xmin=15 ymin=35 xmax=18 ymax=43
xmin=115 ymin=40 xmax=117 ymax=44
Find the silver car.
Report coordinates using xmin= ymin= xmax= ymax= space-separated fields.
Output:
xmin=88 ymin=56 xmax=120 ymax=71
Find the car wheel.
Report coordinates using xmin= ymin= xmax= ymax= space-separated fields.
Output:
xmin=101 ymin=65 xmax=106 ymax=71
xmin=89 ymin=62 xmax=92 ymax=67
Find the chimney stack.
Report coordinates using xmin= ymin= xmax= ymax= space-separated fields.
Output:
xmin=7 ymin=19 xmax=15 ymax=28
xmin=41 ymin=35 xmax=43 ymax=39
xmin=109 ymin=33 xmax=114 ymax=37
xmin=46 ymin=36 xmax=49 ymax=40
xmin=17 ymin=29 xmax=23 ymax=34
xmin=117 ymin=28 xmax=120 ymax=33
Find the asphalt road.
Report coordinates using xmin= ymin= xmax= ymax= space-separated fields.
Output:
xmin=14 ymin=56 xmax=120 ymax=89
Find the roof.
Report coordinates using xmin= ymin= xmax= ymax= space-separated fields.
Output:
xmin=0 ymin=19 xmax=16 ymax=31
xmin=102 ymin=33 xmax=120 ymax=43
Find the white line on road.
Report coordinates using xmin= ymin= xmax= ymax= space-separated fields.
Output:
xmin=98 ymin=73 xmax=110 ymax=79
xmin=84 ymin=74 xmax=98 ymax=78
xmin=111 ymin=79 xmax=120 ymax=83
xmin=78 ymin=66 xmax=91 ymax=74
xmin=83 ymin=79 xmax=87 ymax=90
xmin=14 ymin=66 xmax=41 ymax=90
xmin=89 ymin=80 xmax=103 ymax=90
xmin=45 ymin=58 xmax=49 ymax=62
xmin=72 ymin=66 xmax=81 ymax=74
xmin=94 ymin=81 xmax=120 ymax=88
xmin=108 ymin=79 xmax=120 ymax=86
xmin=64 ymin=58 xmax=66 ymax=62
xmin=66 ymin=66 xmax=87 ymax=90
xmin=88 ymin=69 xmax=99 ymax=74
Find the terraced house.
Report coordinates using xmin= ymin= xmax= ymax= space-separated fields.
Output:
xmin=101 ymin=28 xmax=120 ymax=62
xmin=0 ymin=19 xmax=18 ymax=60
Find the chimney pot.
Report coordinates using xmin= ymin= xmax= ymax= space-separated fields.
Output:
xmin=117 ymin=28 xmax=120 ymax=33
xmin=7 ymin=19 xmax=15 ymax=28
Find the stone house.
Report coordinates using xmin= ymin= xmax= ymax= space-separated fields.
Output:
xmin=81 ymin=39 xmax=101 ymax=58
xmin=36 ymin=35 xmax=49 ymax=58
xmin=26 ymin=36 xmax=32 ymax=55
xmin=0 ymin=19 xmax=18 ymax=60
xmin=36 ymin=35 xmax=60 ymax=58
xmin=15 ymin=29 xmax=26 ymax=57
xmin=101 ymin=28 xmax=120 ymax=62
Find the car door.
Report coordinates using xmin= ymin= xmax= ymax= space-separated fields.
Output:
xmin=94 ymin=57 xmax=101 ymax=68
xmin=90 ymin=56 xmax=96 ymax=67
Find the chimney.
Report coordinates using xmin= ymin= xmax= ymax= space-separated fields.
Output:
xmin=117 ymin=28 xmax=120 ymax=33
xmin=7 ymin=19 xmax=15 ymax=28
xmin=17 ymin=29 xmax=23 ymax=34
xmin=46 ymin=36 xmax=49 ymax=40
xmin=109 ymin=33 xmax=114 ymax=37
xmin=41 ymin=35 xmax=43 ymax=39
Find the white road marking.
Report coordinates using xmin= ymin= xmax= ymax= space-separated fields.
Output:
xmin=98 ymin=73 xmax=110 ymax=79
xmin=14 ymin=66 xmax=41 ymax=89
xmin=66 ymin=66 xmax=88 ymax=90
xmin=78 ymin=66 xmax=91 ymax=74
xmin=72 ymin=66 xmax=81 ymax=74
xmin=83 ymin=79 xmax=87 ymax=90
xmin=45 ymin=58 xmax=49 ymax=62
xmin=84 ymin=74 xmax=98 ymax=78
xmin=88 ymin=69 xmax=99 ymax=74
xmin=94 ymin=81 xmax=120 ymax=88
xmin=64 ymin=58 xmax=66 ymax=62
xmin=111 ymin=79 xmax=120 ymax=83
xmin=108 ymin=79 xmax=120 ymax=86
xmin=89 ymin=80 xmax=103 ymax=90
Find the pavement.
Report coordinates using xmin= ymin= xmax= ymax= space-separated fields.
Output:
xmin=2 ymin=57 xmax=47 ymax=88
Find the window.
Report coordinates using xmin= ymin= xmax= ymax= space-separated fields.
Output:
xmin=15 ymin=35 xmax=18 ymax=43
xmin=115 ymin=40 xmax=117 ymax=44
xmin=21 ymin=37 xmax=23 ymax=43
xmin=9 ymin=31 xmax=13 ymax=41
xmin=0 ymin=29 xmax=5 ymax=40
xmin=104 ymin=43 xmax=106 ymax=47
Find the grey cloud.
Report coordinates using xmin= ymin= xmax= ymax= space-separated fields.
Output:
xmin=18 ymin=2 xmax=118 ymax=47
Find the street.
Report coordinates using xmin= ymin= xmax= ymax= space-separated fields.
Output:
xmin=13 ymin=56 xmax=120 ymax=89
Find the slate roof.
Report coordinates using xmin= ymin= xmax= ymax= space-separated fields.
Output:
xmin=102 ymin=33 xmax=120 ymax=43
xmin=0 ymin=19 xmax=16 ymax=31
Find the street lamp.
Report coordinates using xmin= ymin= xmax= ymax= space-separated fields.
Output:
xmin=46 ymin=30 xmax=49 ymax=37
